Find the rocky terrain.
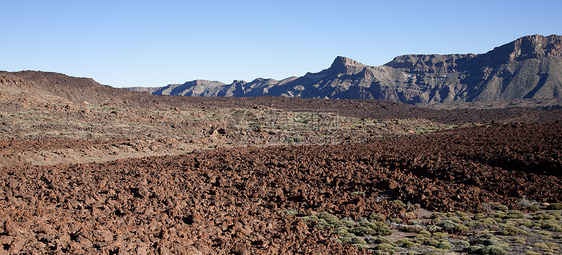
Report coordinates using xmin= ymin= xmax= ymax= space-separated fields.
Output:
xmin=1 ymin=66 xmax=562 ymax=254
xmin=130 ymin=34 xmax=562 ymax=106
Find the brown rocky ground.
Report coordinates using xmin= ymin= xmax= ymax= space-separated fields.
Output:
xmin=0 ymin=123 xmax=561 ymax=254
xmin=1 ymin=71 xmax=561 ymax=254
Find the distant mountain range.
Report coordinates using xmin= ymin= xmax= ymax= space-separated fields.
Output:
xmin=129 ymin=34 xmax=562 ymax=105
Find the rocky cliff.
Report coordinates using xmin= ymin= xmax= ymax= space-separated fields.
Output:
xmin=129 ymin=34 xmax=562 ymax=105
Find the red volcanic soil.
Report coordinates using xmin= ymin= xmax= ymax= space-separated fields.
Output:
xmin=0 ymin=122 xmax=560 ymax=254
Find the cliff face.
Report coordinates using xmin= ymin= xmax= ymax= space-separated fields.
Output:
xmin=129 ymin=34 xmax=562 ymax=105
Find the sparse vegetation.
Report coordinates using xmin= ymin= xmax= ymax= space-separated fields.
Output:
xmin=1 ymin=73 xmax=562 ymax=254
xmin=548 ymin=203 xmax=562 ymax=210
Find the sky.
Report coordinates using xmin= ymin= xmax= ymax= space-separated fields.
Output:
xmin=2 ymin=0 xmax=561 ymax=88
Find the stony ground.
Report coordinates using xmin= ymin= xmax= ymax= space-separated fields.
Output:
xmin=0 ymin=122 xmax=561 ymax=254
xmin=1 ymin=73 xmax=562 ymax=254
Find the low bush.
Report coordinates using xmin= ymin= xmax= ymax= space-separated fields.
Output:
xmin=391 ymin=199 xmax=406 ymax=207
xmin=534 ymin=213 xmax=555 ymax=220
xmin=424 ymin=238 xmax=440 ymax=247
xmin=316 ymin=211 xmax=340 ymax=226
xmin=333 ymin=227 xmax=349 ymax=235
xmin=479 ymin=245 xmax=507 ymax=255
xmin=495 ymin=205 xmax=509 ymax=211
xmin=372 ymin=236 xmax=391 ymax=244
xmin=350 ymin=226 xmax=376 ymax=236
xmin=473 ymin=213 xmax=486 ymax=220
xmin=395 ymin=239 xmax=417 ymax=248
xmin=501 ymin=225 xmax=527 ymax=236
xmin=527 ymin=205 xmax=540 ymax=212
xmin=351 ymin=237 xmax=367 ymax=245
xmin=338 ymin=232 xmax=354 ymax=244
xmin=437 ymin=240 xmax=452 ymax=250
xmin=369 ymin=212 xmax=386 ymax=222
xmin=432 ymin=232 xmax=448 ymax=239
xmin=505 ymin=210 xmax=524 ymax=219
xmin=548 ymin=203 xmax=562 ymax=210
xmin=540 ymin=220 xmax=562 ymax=232
xmin=374 ymin=243 xmax=396 ymax=251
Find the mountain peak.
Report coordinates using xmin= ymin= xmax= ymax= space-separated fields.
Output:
xmin=485 ymin=34 xmax=562 ymax=63
xmin=329 ymin=56 xmax=365 ymax=74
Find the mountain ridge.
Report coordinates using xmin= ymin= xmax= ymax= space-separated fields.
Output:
xmin=129 ymin=34 xmax=562 ymax=105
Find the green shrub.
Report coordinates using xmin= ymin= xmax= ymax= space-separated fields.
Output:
xmin=351 ymin=237 xmax=367 ymax=245
xmin=501 ymin=225 xmax=527 ymax=236
xmin=333 ymin=227 xmax=349 ymax=235
xmin=402 ymin=224 xmax=423 ymax=233
xmin=540 ymin=220 xmax=562 ymax=232
xmin=432 ymin=232 xmax=448 ymax=239
xmin=369 ymin=212 xmax=386 ymax=222
xmin=351 ymin=191 xmax=365 ymax=196
xmin=505 ymin=210 xmax=524 ymax=219
xmin=339 ymin=235 xmax=353 ymax=244
xmin=510 ymin=237 xmax=526 ymax=244
xmin=417 ymin=230 xmax=432 ymax=238
xmin=489 ymin=211 xmax=507 ymax=219
xmin=424 ymin=238 xmax=440 ymax=247
xmin=548 ymin=203 xmax=562 ymax=210
xmin=456 ymin=211 xmax=468 ymax=217
xmin=455 ymin=240 xmax=470 ymax=247
xmin=534 ymin=213 xmax=556 ymax=220
xmin=474 ymin=213 xmax=486 ymax=220
xmin=437 ymin=240 xmax=452 ymax=250
xmin=470 ymin=218 xmax=498 ymax=229
xmin=460 ymin=215 xmax=472 ymax=221
xmin=341 ymin=220 xmax=357 ymax=227
xmin=495 ymin=205 xmax=509 ymax=211
xmin=314 ymin=218 xmax=328 ymax=229
xmin=527 ymin=205 xmax=540 ymax=212
xmin=350 ymin=226 xmax=376 ymax=236
xmin=465 ymin=245 xmax=484 ymax=253
xmin=550 ymin=210 xmax=562 ymax=218
xmin=371 ymin=251 xmax=393 ymax=255
xmin=316 ymin=211 xmax=340 ymax=226
xmin=482 ymin=238 xmax=501 ymax=246
xmin=439 ymin=220 xmax=458 ymax=232
xmin=476 ymin=218 xmax=498 ymax=226
xmin=426 ymin=225 xmax=442 ymax=232
xmin=281 ymin=209 xmax=298 ymax=216
xmin=301 ymin=215 xmax=318 ymax=222
xmin=452 ymin=218 xmax=463 ymax=224
xmin=533 ymin=242 xmax=549 ymax=250
xmin=479 ymin=245 xmax=507 ymax=255
xmin=538 ymin=242 xmax=559 ymax=251
xmin=375 ymin=243 xmax=396 ymax=251
xmin=516 ymin=219 xmax=533 ymax=228
xmin=369 ymin=222 xmax=392 ymax=236
xmin=372 ymin=236 xmax=391 ymax=244
xmin=396 ymin=239 xmax=417 ymax=248
xmin=455 ymin=224 xmax=470 ymax=234
xmin=392 ymin=199 xmax=406 ymax=207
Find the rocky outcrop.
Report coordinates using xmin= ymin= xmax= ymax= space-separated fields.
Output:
xmin=129 ymin=34 xmax=562 ymax=105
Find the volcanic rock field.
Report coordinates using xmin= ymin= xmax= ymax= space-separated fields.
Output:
xmin=1 ymin=71 xmax=562 ymax=254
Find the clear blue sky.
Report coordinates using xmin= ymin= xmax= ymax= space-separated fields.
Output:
xmin=2 ymin=0 xmax=561 ymax=87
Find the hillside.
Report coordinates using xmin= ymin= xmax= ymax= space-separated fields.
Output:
xmin=2 ymin=70 xmax=562 ymax=125
xmin=129 ymin=34 xmax=562 ymax=105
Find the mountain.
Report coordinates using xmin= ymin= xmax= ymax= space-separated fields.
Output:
xmin=129 ymin=34 xmax=562 ymax=105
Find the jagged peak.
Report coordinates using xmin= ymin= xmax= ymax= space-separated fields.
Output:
xmin=485 ymin=34 xmax=562 ymax=62
xmin=329 ymin=56 xmax=366 ymax=74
